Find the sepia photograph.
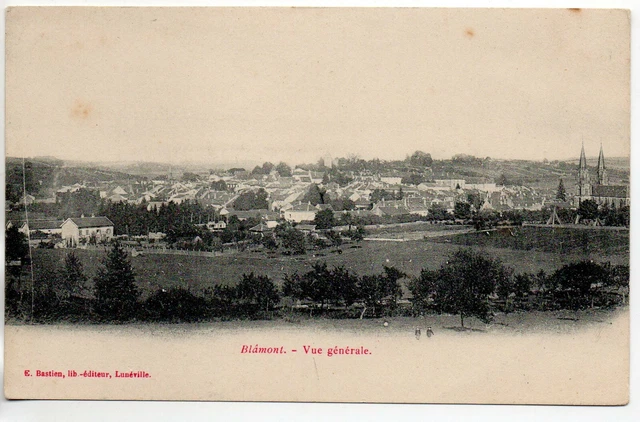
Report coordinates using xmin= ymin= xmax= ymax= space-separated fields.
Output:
xmin=2 ymin=4 xmax=632 ymax=409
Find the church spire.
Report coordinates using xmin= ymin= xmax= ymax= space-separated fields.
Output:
xmin=577 ymin=142 xmax=591 ymax=198
xmin=597 ymin=143 xmax=608 ymax=185
xmin=579 ymin=142 xmax=587 ymax=170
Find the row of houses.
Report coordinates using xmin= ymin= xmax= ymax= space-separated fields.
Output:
xmin=14 ymin=217 xmax=115 ymax=246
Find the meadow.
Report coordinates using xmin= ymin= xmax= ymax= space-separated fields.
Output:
xmin=432 ymin=225 xmax=630 ymax=255
xmin=29 ymin=224 xmax=628 ymax=299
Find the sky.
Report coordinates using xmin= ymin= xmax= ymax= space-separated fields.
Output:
xmin=5 ymin=7 xmax=630 ymax=166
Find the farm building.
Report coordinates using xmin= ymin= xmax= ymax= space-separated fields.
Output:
xmin=61 ymin=216 xmax=115 ymax=246
xmin=283 ymin=203 xmax=317 ymax=223
xmin=18 ymin=220 xmax=63 ymax=236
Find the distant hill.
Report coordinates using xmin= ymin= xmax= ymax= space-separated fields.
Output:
xmin=564 ymin=156 xmax=630 ymax=170
xmin=427 ymin=156 xmax=629 ymax=190
xmin=5 ymin=157 xmax=146 ymax=198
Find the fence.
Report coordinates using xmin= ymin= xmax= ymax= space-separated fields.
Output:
xmin=77 ymin=244 xmax=230 ymax=258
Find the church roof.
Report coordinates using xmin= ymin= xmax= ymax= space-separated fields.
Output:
xmin=592 ymin=185 xmax=628 ymax=199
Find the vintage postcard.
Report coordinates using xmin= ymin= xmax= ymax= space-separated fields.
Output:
xmin=3 ymin=7 xmax=630 ymax=404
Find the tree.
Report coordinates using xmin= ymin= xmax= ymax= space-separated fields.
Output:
xmin=262 ymin=162 xmax=275 ymax=174
xmin=429 ymin=205 xmax=450 ymax=221
xmin=495 ymin=266 xmax=516 ymax=312
xmin=143 ymin=287 xmax=208 ymax=322
xmin=556 ymin=179 xmax=567 ymax=202
xmin=303 ymin=184 xmax=326 ymax=205
xmin=408 ymin=151 xmax=433 ymax=167
xmin=94 ymin=241 xmax=140 ymax=321
xmin=552 ymin=260 xmax=609 ymax=309
xmin=348 ymin=224 xmax=366 ymax=243
xmin=275 ymin=223 xmax=307 ymax=255
xmin=275 ymin=162 xmax=292 ymax=177
xmin=211 ymin=180 xmax=228 ymax=191
xmin=58 ymin=252 xmax=88 ymax=300
xmin=401 ymin=173 xmax=425 ymax=186
xmin=513 ymin=273 xmax=532 ymax=299
xmin=466 ymin=192 xmax=484 ymax=211
xmin=300 ymin=262 xmax=333 ymax=311
xmin=370 ymin=189 xmax=394 ymax=204
xmin=497 ymin=173 xmax=508 ymax=186
xmin=328 ymin=266 xmax=359 ymax=307
xmin=408 ymin=269 xmax=438 ymax=314
xmin=5 ymin=225 xmax=30 ymax=313
xmin=233 ymin=188 xmax=269 ymax=210
xmin=314 ymin=209 xmax=335 ymax=230
xmin=434 ymin=249 xmax=510 ymax=327
xmin=5 ymin=225 xmax=29 ymax=265
xmin=578 ymin=199 xmax=599 ymax=220
xmin=182 ymin=172 xmax=199 ymax=182
xmin=357 ymin=266 xmax=405 ymax=318
xmin=236 ymin=273 xmax=281 ymax=312
xmin=325 ymin=230 xmax=342 ymax=247
xmin=6 ymin=183 xmax=20 ymax=203
xmin=454 ymin=202 xmax=472 ymax=219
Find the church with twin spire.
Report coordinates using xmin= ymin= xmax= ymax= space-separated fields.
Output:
xmin=575 ymin=144 xmax=629 ymax=208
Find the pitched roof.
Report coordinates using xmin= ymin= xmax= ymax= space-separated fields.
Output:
xmin=290 ymin=203 xmax=317 ymax=212
xmin=296 ymin=224 xmax=317 ymax=231
xmin=249 ymin=223 xmax=272 ymax=232
xmin=25 ymin=220 xmax=63 ymax=230
xmin=592 ymin=185 xmax=628 ymax=199
xmin=65 ymin=217 xmax=114 ymax=228
xmin=376 ymin=206 xmax=411 ymax=216
xmin=315 ymin=204 xmax=333 ymax=211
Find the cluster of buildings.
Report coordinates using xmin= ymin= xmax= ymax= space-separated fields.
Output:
xmin=13 ymin=216 xmax=115 ymax=247
xmin=9 ymin=144 xmax=629 ymax=246
xmin=574 ymin=144 xmax=629 ymax=208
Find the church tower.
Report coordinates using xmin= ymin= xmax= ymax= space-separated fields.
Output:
xmin=596 ymin=144 xmax=608 ymax=185
xmin=576 ymin=143 xmax=591 ymax=197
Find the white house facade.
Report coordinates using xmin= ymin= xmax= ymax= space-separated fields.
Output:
xmin=61 ymin=216 xmax=115 ymax=246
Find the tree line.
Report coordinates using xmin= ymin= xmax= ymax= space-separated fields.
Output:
xmin=6 ymin=230 xmax=628 ymax=325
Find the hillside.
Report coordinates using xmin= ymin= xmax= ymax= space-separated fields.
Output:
xmin=5 ymin=157 xmax=145 ymax=198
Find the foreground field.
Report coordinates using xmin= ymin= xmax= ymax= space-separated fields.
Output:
xmin=29 ymin=229 xmax=628 ymax=298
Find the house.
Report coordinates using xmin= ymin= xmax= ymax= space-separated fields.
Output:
xmin=227 ymin=209 xmax=277 ymax=221
xmin=296 ymin=224 xmax=317 ymax=233
xmin=19 ymin=220 xmax=63 ymax=236
xmin=206 ymin=221 xmax=227 ymax=231
xmin=61 ymin=216 xmax=115 ymax=246
xmin=20 ymin=194 xmax=35 ymax=206
xmin=353 ymin=198 xmax=371 ymax=210
xmin=380 ymin=175 xmax=403 ymax=185
xmin=371 ymin=202 xmax=411 ymax=217
xmin=107 ymin=193 xmax=128 ymax=203
xmin=283 ymin=203 xmax=318 ymax=223
xmin=248 ymin=223 xmax=273 ymax=235
xmin=433 ymin=179 xmax=466 ymax=190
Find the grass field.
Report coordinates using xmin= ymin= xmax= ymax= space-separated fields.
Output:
xmin=29 ymin=224 xmax=628 ymax=299
xmin=432 ymin=225 xmax=629 ymax=255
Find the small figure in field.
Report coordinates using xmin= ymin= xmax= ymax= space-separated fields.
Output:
xmin=415 ymin=327 xmax=421 ymax=340
xmin=383 ymin=320 xmax=389 ymax=327
xmin=426 ymin=327 xmax=434 ymax=338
